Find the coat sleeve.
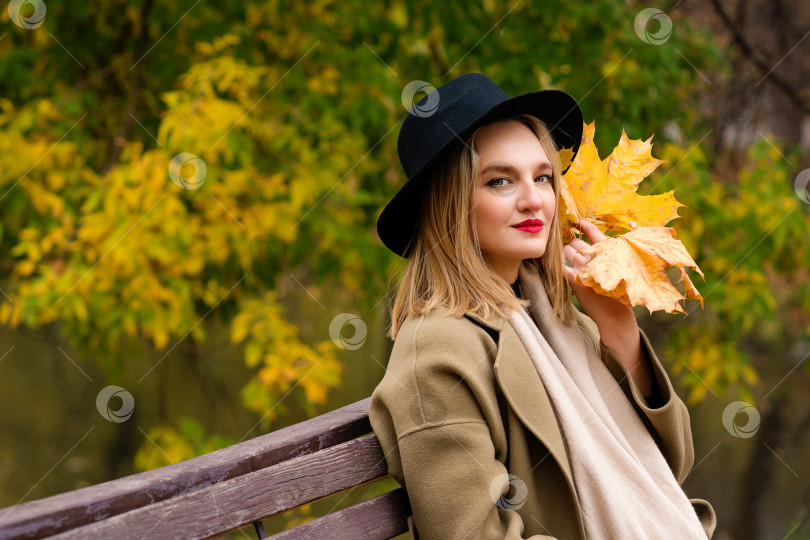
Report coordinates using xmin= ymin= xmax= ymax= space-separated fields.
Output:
xmin=369 ymin=313 xmax=556 ymax=540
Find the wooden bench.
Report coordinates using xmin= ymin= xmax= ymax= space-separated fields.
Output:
xmin=0 ymin=398 xmax=413 ymax=539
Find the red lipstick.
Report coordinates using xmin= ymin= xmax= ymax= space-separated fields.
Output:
xmin=512 ymin=219 xmax=544 ymax=233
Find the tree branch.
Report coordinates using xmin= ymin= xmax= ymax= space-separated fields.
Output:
xmin=102 ymin=0 xmax=156 ymax=177
xmin=708 ymin=0 xmax=810 ymax=115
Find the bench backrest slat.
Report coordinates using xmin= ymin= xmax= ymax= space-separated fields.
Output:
xmin=0 ymin=399 xmax=373 ymax=539
xmin=46 ymin=434 xmax=388 ymax=540
xmin=270 ymin=487 xmax=412 ymax=539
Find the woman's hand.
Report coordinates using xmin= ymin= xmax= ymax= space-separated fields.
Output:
xmin=562 ymin=219 xmax=636 ymax=333
xmin=563 ymin=219 xmax=654 ymax=396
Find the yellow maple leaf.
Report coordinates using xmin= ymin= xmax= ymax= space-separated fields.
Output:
xmin=574 ymin=227 xmax=704 ymax=314
xmin=558 ymin=146 xmax=575 ymax=172
xmin=561 ymin=121 xmax=704 ymax=314
xmin=562 ymin=121 xmax=682 ymax=235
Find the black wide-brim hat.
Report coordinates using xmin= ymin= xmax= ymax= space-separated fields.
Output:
xmin=377 ymin=72 xmax=583 ymax=258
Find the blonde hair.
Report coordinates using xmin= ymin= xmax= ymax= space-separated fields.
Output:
xmin=386 ymin=114 xmax=575 ymax=340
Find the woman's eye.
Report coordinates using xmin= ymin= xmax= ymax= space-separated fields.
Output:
xmin=536 ymin=174 xmax=552 ymax=183
xmin=487 ymin=177 xmax=508 ymax=186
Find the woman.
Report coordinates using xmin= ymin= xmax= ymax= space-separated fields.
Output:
xmin=369 ymin=73 xmax=716 ymax=539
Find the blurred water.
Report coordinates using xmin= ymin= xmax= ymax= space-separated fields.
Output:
xmin=0 ymin=281 xmax=393 ymax=517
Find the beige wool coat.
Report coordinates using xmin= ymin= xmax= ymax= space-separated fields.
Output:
xmin=369 ymin=304 xmax=717 ymax=539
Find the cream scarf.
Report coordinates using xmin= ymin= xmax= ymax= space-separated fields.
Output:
xmin=508 ymin=262 xmax=707 ymax=539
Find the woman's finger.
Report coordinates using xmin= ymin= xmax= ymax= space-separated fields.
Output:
xmin=563 ymin=242 xmax=592 ymax=267
xmin=576 ymin=219 xmax=607 ymax=244
xmin=563 ymin=263 xmax=575 ymax=284
xmin=567 ymin=237 xmax=590 ymax=253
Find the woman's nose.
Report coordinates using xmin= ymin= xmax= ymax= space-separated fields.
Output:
xmin=517 ymin=179 xmax=543 ymax=211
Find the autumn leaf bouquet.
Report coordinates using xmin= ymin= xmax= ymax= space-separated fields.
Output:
xmin=559 ymin=122 xmax=704 ymax=314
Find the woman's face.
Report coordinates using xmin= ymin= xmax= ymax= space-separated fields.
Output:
xmin=473 ymin=119 xmax=556 ymax=283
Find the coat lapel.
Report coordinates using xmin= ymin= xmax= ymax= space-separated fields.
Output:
xmin=464 ymin=311 xmax=574 ymax=484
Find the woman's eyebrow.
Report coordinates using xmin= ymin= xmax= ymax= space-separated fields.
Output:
xmin=479 ymin=160 xmax=553 ymax=176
